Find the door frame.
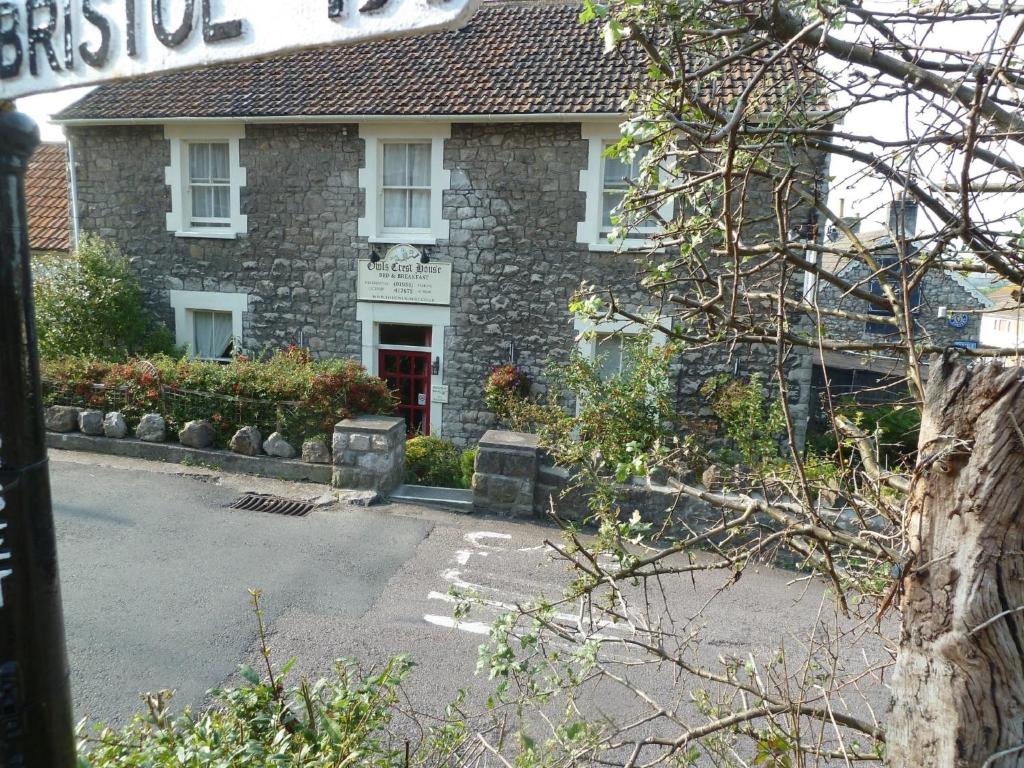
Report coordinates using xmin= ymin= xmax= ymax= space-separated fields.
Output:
xmin=356 ymin=302 xmax=450 ymax=436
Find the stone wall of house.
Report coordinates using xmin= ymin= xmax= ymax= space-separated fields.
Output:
xmin=815 ymin=260 xmax=988 ymax=348
xmin=69 ymin=121 xmax=821 ymax=448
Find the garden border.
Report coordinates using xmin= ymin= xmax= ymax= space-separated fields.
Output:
xmin=46 ymin=432 xmax=332 ymax=484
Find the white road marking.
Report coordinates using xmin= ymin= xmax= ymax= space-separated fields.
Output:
xmin=441 ymin=568 xmax=496 ymax=593
xmin=465 ymin=531 xmax=512 ymax=549
xmin=424 ymin=614 xmax=492 ymax=636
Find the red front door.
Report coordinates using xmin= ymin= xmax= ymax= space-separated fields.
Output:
xmin=379 ymin=349 xmax=431 ymax=436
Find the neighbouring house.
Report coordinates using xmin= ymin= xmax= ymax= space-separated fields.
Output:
xmin=26 ymin=142 xmax=71 ymax=257
xmin=980 ymin=284 xmax=1023 ymax=353
xmin=808 ymin=200 xmax=991 ymax=422
xmin=55 ymin=0 xmax=824 ymax=446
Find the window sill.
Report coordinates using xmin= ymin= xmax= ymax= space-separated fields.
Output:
xmin=175 ymin=230 xmax=240 ymax=240
xmin=587 ymin=239 xmax=660 ymax=253
xmin=369 ymin=234 xmax=440 ymax=246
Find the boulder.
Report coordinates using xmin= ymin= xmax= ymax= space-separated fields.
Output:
xmin=263 ymin=432 xmax=297 ymax=459
xmin=135 ymin=414 xmax=166 ymax=443
xmin=179 ymin=419 xmax=216 ymax=449
xmin=44 ymin=405 xmax=80 ymax=433
xmin=230 ymin=426 xmax=262 ymax=456
xmin=103 ymin=412 xmax=128 ymax=439
xmin=78 ymin=410 xmax=104 ymax=436
xmin=302 ymin=439 xmax=331 ymax=464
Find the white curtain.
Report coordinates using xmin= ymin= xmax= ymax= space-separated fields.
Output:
xmin=381 ymin=143 xmax=431 ymax=228
xmin=383 ymin=190 xmax=406 ymax=228
xmin=189 ymin=143 xmax=230 ymax=221
xmin=409 ymin=144 xmax=430 ymax=186
xmin=193 ymin=311 xmax=234 ymax=359
xmin=595 ymin=333 xmax=624 ymax=380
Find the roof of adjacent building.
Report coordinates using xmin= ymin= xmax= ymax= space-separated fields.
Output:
xmin=26 ymin=142 xmax=70 ymax=252
xmin=56 ymin=1 xmax=800 ymax=121
xmin=987 ymin=284 xmax=1022 ymax=314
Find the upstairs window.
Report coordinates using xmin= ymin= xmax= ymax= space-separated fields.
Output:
xmin=865 ymin=256 xmax=922 ymax=335
xmin=382 ymin=142 xmax=432 ymax=232
xmin=187 ymin=142 xmax=231 ymax=229
xmin=165 ymin=124 xmax=247 ymax=239
xmin=358 ymin=124 xmax=451 ymax=245
xmin=578 ymin=125 xmax=673 ymax=251
xmin=601 ymin=143 xmax=654 ymax=234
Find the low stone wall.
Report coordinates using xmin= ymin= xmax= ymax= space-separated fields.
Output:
xmin=332 ymin=416 xmax=406 ymax=494
xmin=46 ymin=432 xmax=332 ymax=484
xmin=471 ymin=430 xmax=540 ymax=517
xmin=473 ymin=429 xmax=717 ymax=529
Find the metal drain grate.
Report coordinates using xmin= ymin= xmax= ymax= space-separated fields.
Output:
xmin=228 ymin=493 xmax=314 ymax=517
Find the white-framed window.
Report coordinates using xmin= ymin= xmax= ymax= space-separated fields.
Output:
xmin=578 ymin=123 xmax=672 ymax=251
xmin=186 ymin=142 xmax=231 ymax=229
xmin=600 ymin=141 xmax=656 ymax=236
xmin=574 ymin=316 xmax=668 ymax=379
xmin=169 ymin=290 xmax=249 ymax=360
xmin=381 ymin=142 xmax=432 ymax=232
xmin=358 ymin=123 xmax=450 ymax=245
xmin=165 ymin=124 xmax=247 ymax=239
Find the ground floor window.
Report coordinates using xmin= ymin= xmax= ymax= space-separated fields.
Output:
xmin=191 ymin=309 xmax=235 ymax=361
xmin=575 ymin=316 xmax=667 ymax=379
xmin=169 ymin=290 xmax=249 ymax=361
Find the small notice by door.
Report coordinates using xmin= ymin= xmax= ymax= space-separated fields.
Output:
xmin=417 ymin=393 xmax=427 ymax=406
xmin=357 ymin=245 xmax=452 ymax=305
xmin=430 ymin=384 xmax=448 ymax=403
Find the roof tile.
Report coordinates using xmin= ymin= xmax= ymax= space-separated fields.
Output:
xmin=25 ymin=142 xmax=70 ymax=252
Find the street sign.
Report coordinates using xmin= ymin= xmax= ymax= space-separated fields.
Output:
xmin=0 ymin=0 xmax=481 ymax=100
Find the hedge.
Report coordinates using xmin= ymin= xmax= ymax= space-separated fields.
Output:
xmin=41 ymin=347 xmax=396 ymax=449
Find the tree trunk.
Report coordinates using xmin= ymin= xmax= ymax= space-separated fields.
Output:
xmin=888 ymin=356 xmax=1024 ymax=767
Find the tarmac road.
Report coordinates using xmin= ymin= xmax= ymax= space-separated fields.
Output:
xmin=51 ymin=449 xmax=888 ymax=761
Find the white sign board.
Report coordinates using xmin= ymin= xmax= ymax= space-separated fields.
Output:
xmin=0 ymin=0 xmax=481 ymax=100
xmin=357 ymin=245 xmax=451 ymax=306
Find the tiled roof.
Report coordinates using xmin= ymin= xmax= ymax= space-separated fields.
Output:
xmin=26 ymin=142 xmax=70 ymax=252
xmin=56 ymin=1 xmax=801 ymax=121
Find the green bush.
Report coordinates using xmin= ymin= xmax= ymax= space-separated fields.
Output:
xmin=459 ymin=446 xmax=478 ymax=489
xmin=483 ymin=364 xmax=531 ymax=427
xmin=34 ymin=234 xmax=177 ymax=360
xmin=77 ymin=591 xmax=464 ymax=767
xmin=808 ymin=401 xmax=921 ymax=468
xmin=701 ymin=373 xmax=787 ymax=469
xmin=405 ymin=435 xmax=472 ymax=489
xmin=545 ymin=334 xmax=680 ymax=482
xmin=40 ymin=347 xmax=396 ymax=448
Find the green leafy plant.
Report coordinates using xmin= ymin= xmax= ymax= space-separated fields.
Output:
xmin=459 ymin=446 xmax=478 ymax=489
xmin=34 ymin=234 xmax=177 ymax=361
xmin=40 ymin=346 xmax=396 ymax=448
xmin=77 ymin=590 xmax=419 ymax=767
xmin=483 ymin=364 xmax=531 ymax=427
xmin=701 ymin=373 xmax=786 ymax=469
xmin=544 ymin=333 xmax=680 ymax=483
xmin=405 ymin=435 xmax=471 ymax=488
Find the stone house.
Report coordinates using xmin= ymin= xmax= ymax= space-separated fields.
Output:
xmin=808 ymin=202 xmax=991 ymax=418
xmin=56 ymin=0 xmax=822 ymax=447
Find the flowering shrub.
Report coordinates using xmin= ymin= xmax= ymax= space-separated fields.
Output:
xmin=41 ymin=347 xmax=396 ymax=448
xmin=483 ymin=364 xmax=531 ymax=426
xmin=33 ymin=234 xmax=177 ymax=360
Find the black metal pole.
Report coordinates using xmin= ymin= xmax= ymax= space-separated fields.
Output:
xmin=0 ymin=110 xmax=76 ymax=766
